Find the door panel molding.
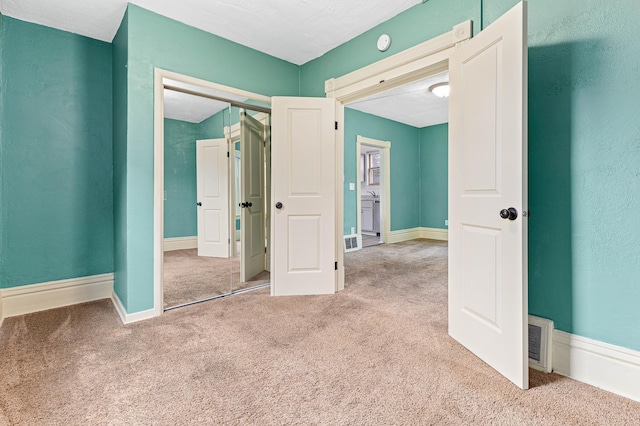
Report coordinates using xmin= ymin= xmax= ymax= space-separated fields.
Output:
xmin=271 ymin=97 xmax=337 ymax=296
xmin=448 ymin=2 xmax=528 ymax=389
xmin=326 ymin=5 xmax=527 ymax=389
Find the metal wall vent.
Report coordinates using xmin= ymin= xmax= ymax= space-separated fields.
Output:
xmin=343 ymin=235 xmax=360 ymax=252
xmin=528 ymin=315 xmax=554 ymax=373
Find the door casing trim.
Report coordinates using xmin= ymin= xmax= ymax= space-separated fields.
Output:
xmin=153 ymin=69 xmax=271 ymax=318
xmin=325 ymin=20 xmax=472 ymax=291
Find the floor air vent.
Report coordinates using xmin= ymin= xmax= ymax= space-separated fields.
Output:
xmin=528 ymin=315 xmax=554 ymax=373
xmin=343 ymin=234 xmax=360 ymax=252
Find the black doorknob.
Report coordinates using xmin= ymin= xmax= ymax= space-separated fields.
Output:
xmin=247 ymin=202 xmax=252 ymax=208
xmin=196 ymin=202 xmax=202 ymax=206
xmin=275 ymin=202 xmax=283 ymax=209
xmin=500 ymin=207 xmax=518 ymax=221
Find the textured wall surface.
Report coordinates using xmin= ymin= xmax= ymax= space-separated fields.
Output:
xmin=0 ymin=17 xmax=113 ymax=288
xmin=112 ymin=9 xmax=128 ymax=306
xmin=3 ymin=0 xmax=639 ymax=353
xmin=305 ymin=0 xmax=640 ymax=352
xmin=163 ymin=119 xmax=199 ymax=239
xmin=419 ymin=124 xmax=448 ymax=229
xmin=521 ymin=0 xmax=640 ymax=350
xmin=118 ymin=5 xmax=300 ymax=312
xmin=299 ymin=0 xmax=480 ymax=97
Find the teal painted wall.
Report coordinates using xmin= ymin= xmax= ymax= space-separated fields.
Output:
xmin=344 ymin=108 xmax=421 ymax=234
xmin=118 ymin=5 xmax=299 ymax=312
xmin=2 ymin=0 xmax=637 ymax=353
xmin=198 ymin=106 xmax=243 ymax=140
xmin=112 ymin=10 xmax=129 ymax=306
xmin=303 ymin=0 xmax=640 ymax=351
xmin=163 ymin=119 xmax=199 ymax=238
xmin=300 ymin=0 xmax=480 ymax=97
xmin=521 ymin=0 xmax=640 ymax=351
xmin=419 ymin=124 xmax=448 ymax=229
xmin=164 ymin=109 xmax=251 ymax=240
xmin=0 ymin=17 xmax=113 ymax=288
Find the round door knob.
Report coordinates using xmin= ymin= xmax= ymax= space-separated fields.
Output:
xmin=275 ymin=202 xmax=283 ymax=209
xmin=247 ymin=202 xmax=252 ymax=208
xmin=196 ymin=202 xmax=202 ymax=206
xmin=500 ymin=207 xmax=518 ymax=221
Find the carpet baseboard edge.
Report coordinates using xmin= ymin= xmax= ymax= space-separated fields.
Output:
xmin=110 ymin=291 xmax=157 ymax=324
xmin=0 ymin=273 xmax=114 ymax=319
xmin=552 ymin=330 xmax=640 ymax=403
xmin=386 ymin=227 xmax=448 ymax=244
xmin=164 ymin=236 xmax=198 ymax=251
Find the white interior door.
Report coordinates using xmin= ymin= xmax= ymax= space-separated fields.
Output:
xmin=240 ymin=112 xmax=266 ymax=282
xmin=196 ymin=138 xmax=230 ymax=258
xmin=271 ymin=97 xmax=336 ymax=295
xmin=448 ymin=1 xmax=528 ymax=389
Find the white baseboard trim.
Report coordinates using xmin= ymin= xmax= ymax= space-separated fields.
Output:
xmin=386 ymin=228 xmax=421 ymax=244
xmin=419 ymin=227 xmax=448 ymax=241
xmin=164 ymin=236 xmax=197 ymax=251
xmin=386 ymin=227 xmax=448 ymax=244
xmin=552 ymin=330 xmax=640 ymax=402
xmin=110 ymin=291 xmax=157 ymax=324
xmin=0 ymin=273 xmax=114 ymax=319
xmin=0 ymin=291 xmax=4 ymax=328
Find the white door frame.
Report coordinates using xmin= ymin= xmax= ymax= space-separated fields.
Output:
xmin=356 ymin=135 xmax=391 ymax=245
xmin=325 ymin=20 xmax=473 ymax=291
xmin=153 ymin=69 xmax=271 ymax=317
xmin=152 ymin=20 xmax=473 ymax=315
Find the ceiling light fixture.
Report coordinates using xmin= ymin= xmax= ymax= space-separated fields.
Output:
xmin=429 ymin=82 xmax=450 ymax=98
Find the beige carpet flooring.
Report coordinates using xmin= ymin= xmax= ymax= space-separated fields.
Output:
xmin=1 ymin=239 xmax=639 ymax=425
xmin=163 ymin=248 xmax=270 ymax=309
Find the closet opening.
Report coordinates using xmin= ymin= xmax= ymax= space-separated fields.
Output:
xmin=159 ymin=76 xmax=272 ymax=311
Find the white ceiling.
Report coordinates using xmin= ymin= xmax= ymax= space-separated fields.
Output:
xmin=347 ymin=72 xmax=449 ymax=128
xmin=0 ymin=0 xmax=448 ymax=126
xmin=0 ymin=0 xmax=421 ymax=65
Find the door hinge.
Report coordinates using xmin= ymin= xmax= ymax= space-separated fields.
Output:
xmin=335 ymin=261 xmax=338 ymax=270
xmin=228 ymin=239 xmax=231 ymax=244
xmin=227 ymin=151 xmax=230 ymax=158
xmin=265 ymin=247 xmax=267 ymax=253
xmin=335 ymin=121 xmax=338 ymax=130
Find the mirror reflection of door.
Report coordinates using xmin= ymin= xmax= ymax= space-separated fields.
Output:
xmin=162 ymin=78 xmax=271 ymax=310
xmin=239 ymin=111 xmax=267 ymax=284
xmin=224 ymin=107 xmax=272 ymax=294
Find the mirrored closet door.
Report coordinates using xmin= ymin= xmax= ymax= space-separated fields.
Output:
xmin=162 ymin=78 xmax=270 ymax=310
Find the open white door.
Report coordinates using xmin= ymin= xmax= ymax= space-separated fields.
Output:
xmin=271 ymin=97 xmax=337 ymax=295
xmin=196 ymin=138 xmax=230 ymax=258
xmin=448 ymin=2 xmax=528 ymax=389
xmin=240 ymin=112 xmax=266 ymax=282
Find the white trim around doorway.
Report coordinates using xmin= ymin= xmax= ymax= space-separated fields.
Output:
xmin=153 ymin=68 xmax=272 ymax=319
xmin=325 ymin=19 xmax=471 ymax=292
xmin=356 ymin=135 xmax=391 ymax=246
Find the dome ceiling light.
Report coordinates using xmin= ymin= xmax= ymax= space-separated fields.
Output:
xmin=429 ymin=82 xmax=450 ymax=98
